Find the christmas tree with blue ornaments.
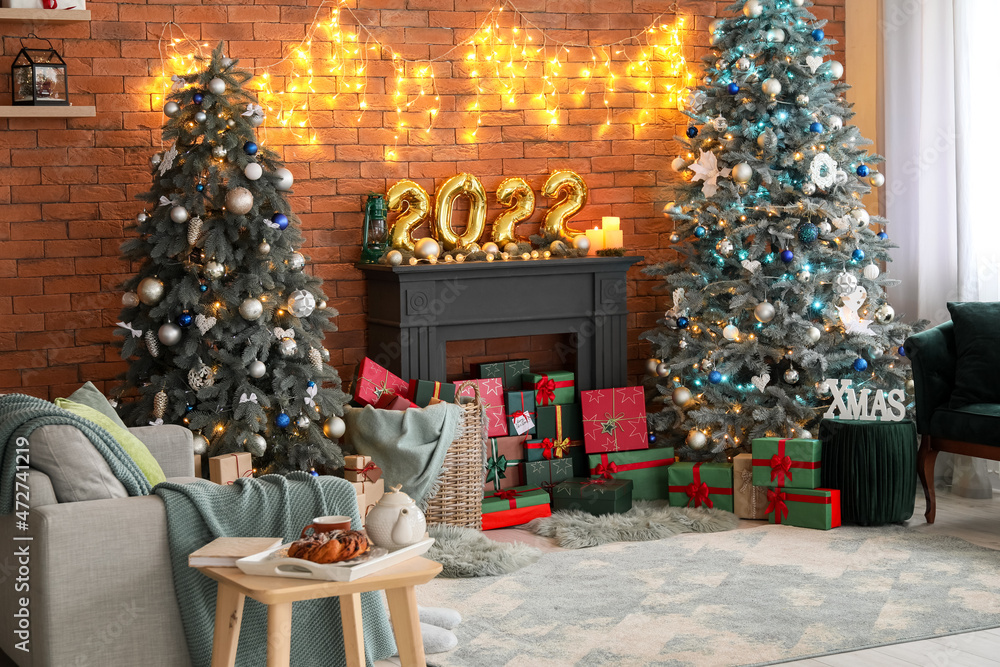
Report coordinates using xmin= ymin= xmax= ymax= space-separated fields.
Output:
xmin=643 ymin=0 xmax=922 ymax=459
xmin=113 ymin=45 xmax=349 ymax=474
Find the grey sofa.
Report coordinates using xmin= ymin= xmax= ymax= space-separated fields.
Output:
xmin=0 ymin=425 xmax=201 ymax=667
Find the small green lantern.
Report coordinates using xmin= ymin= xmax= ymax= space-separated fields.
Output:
xmin=360 ymin=193 xmax=389 ymax=264
xmin=11 ymin=34 xmax=69 ymax=106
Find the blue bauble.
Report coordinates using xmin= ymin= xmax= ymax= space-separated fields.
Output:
xmin=797 ymin=222 xmax=819 ymax=243
xmin=809 ymin=122 xmax=823 ymax=133
xmin=176 ymin=311 xmax=193 ymax=327
xmin=193 ymin=93 xmax=203 ymax=104
xmin=648 ymin=433 xmax=657 ymax=444
xmin=898 ymin=346 xmax=907 ymax=357
xmin=677 ymin=316 xmax=690 ymax=328
xmin=686 ymin=126 xmax=699 ymax=138
xmin=196 ymin=183 xmax=205 ymax=192
xmin=727 ymin=82 xmax=740 ymax=95
xmin=307 ymin=380 xmax=316 ymax=388
xmin=852 ymin=249 xmax=866 ymax=262
xmin=276 ymin=412 xmax=291 ymax=428
xmin=199 ymin=284 xmax=208 ymax=292
xmin=309 ymin=468 xmax=319 ymax=477
xmin=853 ymin=357 xmax=868 ymax=372
xmin=273 ymin=213 xmax=289 ymax=230
xmin=244 ymin=142 xmax=258 ymax=156
xmin=812 ymin=29 xmax=825 ymax=41
xmin=877 ymin=232 xmax=889 ymax=240
xmin=780 ymin=249 xmax=794 ymax=263
xmin=186 ymin=405 xmax=194 ymax=412
xmin=856 ymin=165 xmax=870 ymax=177
xmin=694 ymin=225 xmax=707 ymax=238
xmin=709 ymin=370 xmax=723 ymax=384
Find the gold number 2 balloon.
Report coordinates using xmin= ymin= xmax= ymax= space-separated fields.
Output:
xmin=492 ymin=177 xmax=535 ymax=246
xmin=434 ymin=173 xmax=487 ymax=250
xmin=387 ymin=180 xmax=431 ymax=251
xmin=542 ymin=170 xmax=588 ymax=239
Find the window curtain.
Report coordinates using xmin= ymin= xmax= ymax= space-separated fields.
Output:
xmin=883 ymin=0 xmax=998 ymax=495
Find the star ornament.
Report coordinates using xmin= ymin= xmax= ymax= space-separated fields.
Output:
xmin=689 ymin=150 xmax=732 ymax=198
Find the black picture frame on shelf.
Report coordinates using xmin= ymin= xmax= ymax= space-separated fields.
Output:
xmin=11 ymin=34 xmax=69 ymax=106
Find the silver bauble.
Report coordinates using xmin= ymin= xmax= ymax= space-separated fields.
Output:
xmin=221 ymin=57 xmax=234 ymax=68
xmin=743 ymin=0 xmax=763 ymax=18
xmin=754 ymin=301 xmax=776 ymax=323
xmin=227 ymin=119 xmax=236 ymax=128
xmin=279 ymin=337 xmax=298 ymax=356
xmin=273 ymin=168 xmax=294 ymax=191
xmin=723 ymin=324 xmax=740 ymax=341
xmin=482 ymin=242 xmax=500 ymax=255
xmin=818 ymin=221 xmax=833 ymax=235
xmin=207 ymin=77 xmax=226 ymax=95
xmin=796 ymin=269 xmax=813 ymax=283
xmin=672 ymin=387 xmax=693 ymax=406
xmin=323 ymin=415 xmax=346 ymax=439
xmin=736 ymin=57 xmax=751 ymax=71
xmin=656 ymin=362 xmax=670 ymax=377
xmin=851 ymin=208 xmax=871 ymax=229
xmin=708 ymin=18 xmax=724 ymax=33
xmin=250 ymin=113 xmax=264 ymax=128
xmin=784 ymin=368 xmax=800 ymax=384
xmin=874 ymin=304 xmax=895 ymax=324
xmin=239 ymin=297 xmax=263 ymax=320
xmin=863 ymin=263 xmax=881 ymax=280
xmin=170 ymin=206 xmax=189 ymax=224
xmin=799 ymin=430 xmax=812 ymax=439
xmin=503 ymin=242 xmax=520 ymax=255
xmin=678 ymin=339 xmax=687 ymax=349
xmin=246 ymin=434 xmax=267 ymax=457
xmin=871 ymin=347 xmax=884 ymax=359
xmin=802 ymin=182 xmax=817 ymax=195
xmin=158 ymin=323 xmax=182 ymax=346
xmin=869 ymin=173 xmax=885 ymax=187
xmin=150 ymin=152 xmax=162 ymax=168
xmin=645 ymin=357 xmax=661 ymax=375
xmin=796 ymin=94 xmax=810 ymax=107
xmin=792 ymin=0 xmax=805 ymax=5
xmin=761 ymin=78 xmax=782 ymax=96
xmin=137 ymin=211 xmax=149 ymax=223
xmin=816 ymin=381 xmax=831 ymax=396
xmin=828 ymin=115 xmax=844 ymax=130
xmin=212 ymin=145 xmax=228 ymax=159
xmin=192 ymin=433 xmax=209 ymax=456
xmin=573 ymin=236 xmax=590 ymax=252
xmin=716 ymin=238 xmax=734 ymax=257
xmin=905 ymin=379 xmax=915 ymax=395
xmin=163 ymin=101 xmax=180 ymax=117
xmin=712 ymin=116 xmax=728 ymax=132
xmin=288 ymin=289 xmax=316 ymax=318
xmin=766 ymin=28 xmax=785 ymax=42
xmin=385 ymin=249 xmax=403 ymax=266
xmin=244 ymin=162 xmax=263 ymax=181
xmin=321 ymin=347 xmax=330 ymax=362
xmin=248 ymin=360 xmax=266 ymax=378
xmin=122 ymin=291 xmax=140 ymax=308
xmin=686 ymin=430 xmax=708 ymax=450
xmin=827 ymin=60 xmax=844 ymax=79
xmin=414 ymin=237 xmax=441 ymax=260
xmin=226 ymin=187 xmax=254 ymax=215
xmin=138 ymin=277 xmax=165 ymax=305
xmin=700 ymin=358 xmax=714 ymax=372
xmin=194 ymin=111 xmax=207 ymax=123
xmin=204 ymin=261 xmax=225 ymax=280
xmin=669 ymin=232 xmax=682 ymax=244
xmin=671 ymin=157 xmax=688 ymax=172
xmin=296 ymin=415 xmax=311 ymax=429
xmin=732 ymin=162 xmax=753 ymax=183
xmin=547 ymin=240 xmax=566 ymax=254
xmin=806 ymin=326 xmax=822 ymax=343
xmin=834 ymin=272 xmax=859 ymax=295
xmin=288 ymin=252 xmax=306 ymax=270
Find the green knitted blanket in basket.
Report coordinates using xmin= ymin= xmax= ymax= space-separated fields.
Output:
xmin=0 ymin=393 xmax=152 ymax=514
xmin=154 ymin=472 xmax=397 ymax=667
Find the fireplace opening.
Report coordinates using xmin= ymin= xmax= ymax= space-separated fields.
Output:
xmin=446 ymin=334 xmax=578 ymax=382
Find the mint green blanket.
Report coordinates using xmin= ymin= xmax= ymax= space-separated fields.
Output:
xmin=0 ymin=393 xmax=151 ymax=514
xmin=154 ymin=472 xmax=396 ymax=667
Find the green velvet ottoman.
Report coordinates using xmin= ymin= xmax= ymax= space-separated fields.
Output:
xmin=818 ymin=419 xmax=918 ymax=526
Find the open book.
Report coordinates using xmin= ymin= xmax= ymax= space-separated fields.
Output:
xmin=188 ymin=537 xmax=283 ymax=568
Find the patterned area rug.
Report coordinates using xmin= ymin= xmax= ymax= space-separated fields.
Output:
xmin=419 ymin=524 xmax=1000 ymax=666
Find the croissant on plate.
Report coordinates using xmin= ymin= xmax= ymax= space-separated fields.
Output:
xmin=287 ymin=529 xmax=370 ymax=564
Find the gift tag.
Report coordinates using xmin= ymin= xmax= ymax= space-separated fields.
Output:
xmin=512 ymin=412 xmax=534 ymax=435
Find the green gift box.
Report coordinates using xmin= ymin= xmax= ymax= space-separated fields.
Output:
xmin=482 ymin=484 xmax=550 ymax=514
xmin=484 ymin=436 xmax=527 ymax=491
xmin=525 ymin=371 xmax=575 ymax=406
xmin=536 ymin=403 xmax=584 ymax=441
xmin=667 ymin=462 xmax=734 ymax=512
xmin=407 ymin=379 xmax=456 ymax=407
xmin=475 ymin=359 xmax=530 ymax=391
xmin=552 ymin=477 xmax=632 ymax=516
xmin=505 ymin=390 xmax=537 ymax=436
xmin=522 ymin=458 xmax=575 ymax=489
xmin=751 ymin=437 xmax=822 ymax=489
xmin=587 ymin=447 xmax=675 ymax=501
xmin=766 ymin=487 xmax=841 ymax=530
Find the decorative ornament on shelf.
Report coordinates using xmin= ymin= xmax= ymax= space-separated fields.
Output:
xmin=541 ymin=170 xmax=587 ymax=239
xmin=387 ymin=180 xmax=431 ymax=251
xmin=385 ymin=249 xmax=403 ymax=266
xmin=434 ymin=173 xmax=487 ymax=250
xmin=413 ymin=237 xmax=441 ymax=260
xmin=493 ymin=177 xmax=535 ymax=246
xmin=823 ymin=379 xmax=905 ymax=421
xmin=188 ymin=358 xmax=216 ymax=391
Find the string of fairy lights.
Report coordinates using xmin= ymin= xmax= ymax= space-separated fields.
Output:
xmin=153 ymin=0 xmax=691 ymax=157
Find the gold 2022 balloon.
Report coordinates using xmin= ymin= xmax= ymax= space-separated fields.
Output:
xmin=387 ymin=180 xmax=431 ymax=251
xmin=492 ymin=177 xmax=535 ymax=247
xmin=542 ymin=170 xmax=587 ymax=239
xmin=434 ymin=173 xmax=487 ymax=250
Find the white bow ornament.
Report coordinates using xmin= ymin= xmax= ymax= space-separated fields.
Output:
xmin=116 ymin=321 xmax=142 ymax=338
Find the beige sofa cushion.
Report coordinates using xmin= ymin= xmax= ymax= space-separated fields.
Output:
xmin=29 ymin=424 xmax=129 ymax=503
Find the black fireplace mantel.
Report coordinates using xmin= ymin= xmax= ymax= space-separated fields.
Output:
xmin=359 ymin=255 xmax=642 ymax=391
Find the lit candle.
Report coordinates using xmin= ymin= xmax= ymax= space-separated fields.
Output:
xmin=602 ymin=216 xmax=620 ymax=232
xmin=585 ymin=227 xmax=605 ymax=255
xmin=603 ymin=228 xmax=624 ymax=249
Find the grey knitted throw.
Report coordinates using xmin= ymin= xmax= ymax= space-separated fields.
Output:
xmin=154 ymin=472 xmax=396 ymax=667
xmin=0 ymin=393 xmax=151 ymax=514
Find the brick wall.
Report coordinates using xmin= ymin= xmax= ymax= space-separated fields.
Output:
xmin=0 ymin=0 xmax=845 ymax=400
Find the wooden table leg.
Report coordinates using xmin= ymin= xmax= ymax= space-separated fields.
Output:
xmin=210 ymin=583 xmax=245 ymax=667
xmin=384 ymin=586 xmax=425 ymax=667
xmin=339 ymin=593 xmax=366 ymax=667
xmin=266 ymin=602 xmax=293 ymax=667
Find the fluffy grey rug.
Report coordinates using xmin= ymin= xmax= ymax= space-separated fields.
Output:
xmin=528 ymin=500 xmax=741 ymax=549
xmin=426 ymin=524 xmax=541 ymax=578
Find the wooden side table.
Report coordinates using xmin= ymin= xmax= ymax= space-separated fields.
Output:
xmin=196 ymin=556 xmax=443 ymax=667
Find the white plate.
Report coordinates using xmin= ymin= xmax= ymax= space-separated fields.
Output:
xmin=236 ymin=537 xmax=435 ymax=582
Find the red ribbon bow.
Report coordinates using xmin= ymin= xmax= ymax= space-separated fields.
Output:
xmin=345 ymin=462 xmax=382 ymax=490
xmin=493 ymin=489 xmax=518 ymax=501
xmin=770 ymin=455 xmax=792 ymax=484
xmin=593 ymin=461 xmax=619 ymax=479
xmin=540 ymin=437 xmax=558 ymax=460
xmin=535 ymin=376 xmax=556 ymax=406
xmin=686 ymin=481 xmax=711 ymax=508
xmin=766 ymin=489 xmax=789 ymax=523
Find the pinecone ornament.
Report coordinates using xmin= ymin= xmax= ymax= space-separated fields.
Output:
xmin=153 ymin=390 xmax=168 ymax=420
xmin=309 ymin=347 xmax=323 ymax=372
xmin=188 ymin=216 xmax=203 ymax=246
xmin=145 ymin=330 xmax=160 ymax=357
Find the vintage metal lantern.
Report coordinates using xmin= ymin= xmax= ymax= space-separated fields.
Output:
xmin=11 ymin=35 xmax=69 ymax=106
xmin=360 ymin=192 xmax=389 ymax=263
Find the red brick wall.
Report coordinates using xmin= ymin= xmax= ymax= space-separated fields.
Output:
xmin=0 ymin=0 xmax=845 ymax=400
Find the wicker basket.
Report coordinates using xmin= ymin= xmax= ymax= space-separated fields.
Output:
xmin=423 ymin=381 xmax=487 ymax=529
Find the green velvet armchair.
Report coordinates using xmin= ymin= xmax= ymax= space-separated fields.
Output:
xmin=904 ymin=321 xmax=1000 ymax=523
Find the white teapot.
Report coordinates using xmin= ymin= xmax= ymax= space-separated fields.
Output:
xmin=365 ymin=485 xmax=426 ymax=550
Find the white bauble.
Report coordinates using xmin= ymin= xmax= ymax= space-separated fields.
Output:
xmin=258 ymin=241 xmax=271 ymax=256
xmin=802 ymin=182 xmax=817 ymax=195
xmin=208 ymin=77 xmax=226 ymax=95
xmin=796 ymin=94 xmax=810 ymax=107
xmin=869 ymin=172 xmax=885 ymax=187
xmin=827 ymin=60 xmax=844 ymax=79
xmin=645 ymin=358 xmax=661 ymax=375
xmin=712 ymin=116 xmax=728 ymax=132
xmin=796 ymin=268 xmax=812 ymax=283
xmin=288 ymin=252 xmax=305 ymax=270
xmin=732 ymin=162 xmax=753 ymax=183
xmin=754 ymin=301 xmax=776 ymax=323
xmin=484 ymin=242 xmax=500 ymax=255
xmin=279 ymin=337 xmax=298 ymax=356
xmin=287 ymin=289 xmax=316 ymax=318
xmin=806 ymin=326 xmax=822 ymax=343
xmin=708 ymin=19 xmax=724 ymax=33
xmin=850 ymin=208 xmax=871 ymax=229
xmin=414 ymin=237 xmax=441 ymax=260
xmin=723 ymin=324 xmax=740 ymax=341
xmin=766 ymin=28 xmax=785 ymax=43
xmin=323 ymin=415 xmax=346 ymax=439
xmin=227 ymin=119 xmax=236 ymax=128
xmin=244 ymin=162 xmax=263 ymax=181
xmin=246 ymin=434 xmax=267 ymax=457
xmin=874 ymin=304 xmax=895 ymax=324
xmin=212 ymin=145 xmax=228 ymax=159
xmin=816 ymin=381 xmax=830 ymax=396
xmin=905 ymin=379 xmax=915 ymax=395
xmin=250 ymin=113 xmax=264 ymax=128
xmin=656 ymin=362 xmax=670 ymax=377
xmin=138 ymin=277 xmax=165 ymax=305
xmin=137 ymin=211 xmax=149 ymax=223
xmin=834 ymin=272 xmax=858 ymax=295
xmin=784 ymin=368 xmax=800 ymax=384
xmin=672 ymin=387 xmax=693 ymax=406
xmin=273 ymin=167 xmax=294 ymax=191
xmin=204 ymin=261 xmax=225 ymax=280
xmin=226 ymin=187 xmax=254 ymax=215
xmin=194 ymin=111 xmax=207 ymax=123
xmin=385 ymin=249 xmax=403 ymax=266
xmin=296 ymin=415 xmax=311 ymax=428
xmin=150 ymin=152 xmax=162 ymax=168
xmin=163 ymin=101 xmax=180 ymax=117
xmin=818 ymin=221 xmax=833 ymax=235
xmin=737 ymin=57 xmax=751 ymax=71
xmin=122 ymin=291 xmax=140 ymax=308
xmin=158 ymin=323 xmax=182 ymax=346
xmin=793 ymin=0 xmax=805 ymax=5
xmin=671 ymin=157 xmax=688 ymax=171
xmin=239 ymin=297 xmax=263 ymax=320
xmin=828 ymin=115 xmax=844 ymax=130
xmin=686 ymin=430 xmax=708 ymax=450
xmin=743 ymin=0 xmax=763 ymax=18
xmin=248 ymin=360 xmax=266 ymax=378
xmin=170 ymin=206 xmax=189 ymax=224
xmin=762 ymin=78 xmax=782 ymax=96
xmin=573 ymin=235 xmax=590 ymax=252
xmin=863 ymin=263 xmax=881 ymax=280
xmin=192 ymin=433 xmax=209 ymax=455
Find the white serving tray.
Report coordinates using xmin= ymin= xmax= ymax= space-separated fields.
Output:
xmin=236 ymin=537 xmax=434 ymax=582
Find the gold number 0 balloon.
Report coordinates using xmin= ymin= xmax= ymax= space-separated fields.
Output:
xmin=387 ymin=180 xmax=431 ymax=251
xmin=434 ymin=173 xmax=487 ymax=250
xmin=492 ymin=177 xmax=535 ymax=246
xmin=542 ymin=170 xmax=588 ymax=239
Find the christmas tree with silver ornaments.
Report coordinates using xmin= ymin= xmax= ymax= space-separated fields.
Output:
xmin=114 ymin=44 xmax=349 ymax=474
xmin=642 ymin=0 xmax=923 ymax=460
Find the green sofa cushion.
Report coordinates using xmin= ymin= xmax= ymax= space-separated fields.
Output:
xmin=947 ymin=302 xmax=1000 ymax=408
xmin=930 ymin=403 xmax=1000 ymax=448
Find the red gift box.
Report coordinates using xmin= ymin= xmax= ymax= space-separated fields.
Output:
xmin=373 ymin=392 xmax=418 ymax=411
xmin=353 ymin=358 xmax=409 ymax=407
xmin=580 ymin=386 xmax=648 ymax=454
xmin=481 ymin=503 xmax=552 ymax=530
xmin=454 ymin=378 xmax=507 ymax=437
